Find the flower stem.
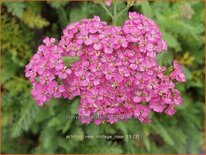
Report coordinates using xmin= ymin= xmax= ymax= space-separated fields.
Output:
xmin=112 ymin=2 xmax=118 ymax=25
xmin=115 ymin=3 xmax=130 ymax=20
xmin=99 ymin=1 xmax=114 ymax=19
xmin=100 ymin=1 xmax=141 ymax=26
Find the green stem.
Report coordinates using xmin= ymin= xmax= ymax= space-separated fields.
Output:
xmin=115 ymin=2 xmax=141 ymax=23
xmin=112 ymin=2 xmax=117 ymax=25
xmin=99 ymin=1 xmax=114 ymax=19
xmin=100 ymin=1 xmax=141 ymax=26
xmin=115 ymin=3 xmax=130 ymax=20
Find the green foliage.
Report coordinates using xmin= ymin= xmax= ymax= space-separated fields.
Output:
xmin=21 ymin=9 xmax=49 ymax=29
xmin=48 ymin=1 xmax=69 ymax=28
xmin=48 ymin=1 xmax=68 ymax=8
xmin=62 ymin=56 xmax=79 ymax=67
xmin=11 ymin=98 xmax=39 ymax=138
xmin=1 ymin=14 xmax=33 ymax=66
xmin=140 ymin=1 xmax=153 ymax=18
xmin=4 ymin=2 xmax=26 ymax=18
xmin=69 ymin=2 xmax=93 ymax=23
xmin=1 ymin=1 xmax=205 ymax=154
xmin=3 ymin=2 xmax=49 ymax=29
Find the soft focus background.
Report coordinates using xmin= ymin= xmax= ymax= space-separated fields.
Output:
xmin=1 ymin=1 xmax=205 ymax=154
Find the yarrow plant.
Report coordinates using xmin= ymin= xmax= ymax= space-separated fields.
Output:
xmin=25 ymin=1 xmax=186 ymax=125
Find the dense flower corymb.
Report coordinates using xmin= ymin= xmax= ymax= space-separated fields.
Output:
xmin=25 ymin=12 xmax=186 ymax=124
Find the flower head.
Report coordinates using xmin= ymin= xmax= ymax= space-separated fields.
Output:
xmin=25 ymin=12 xmax=186 ymax=125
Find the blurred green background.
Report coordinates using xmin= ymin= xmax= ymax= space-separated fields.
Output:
xmin=1 ymin=1 xmax=205 ymax=154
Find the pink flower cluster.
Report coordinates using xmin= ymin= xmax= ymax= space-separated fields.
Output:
xmin=25 ymin=12 xmax=186 ymax=124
